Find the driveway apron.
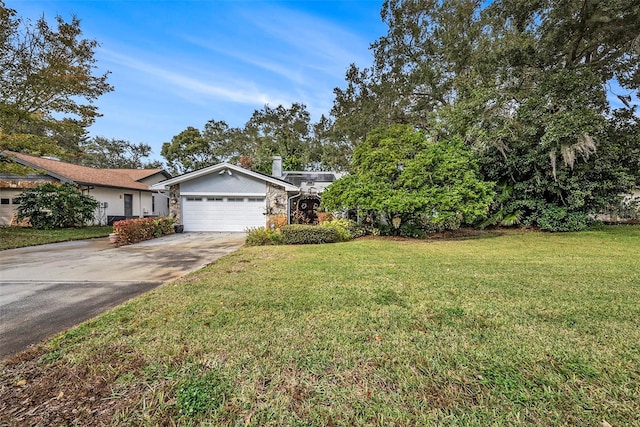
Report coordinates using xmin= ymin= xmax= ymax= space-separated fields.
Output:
xmin=0 ymin=232 xmax=245 ymax=360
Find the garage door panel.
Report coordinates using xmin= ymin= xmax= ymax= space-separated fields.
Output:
xmin=182 ymin=196 xmax=265 ymax=232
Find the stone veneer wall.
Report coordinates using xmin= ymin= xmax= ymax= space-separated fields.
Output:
xmin=169 ymin=184 xmax=181 ymax=224
xmin=266 ymin=182 xmax=289 ymax=228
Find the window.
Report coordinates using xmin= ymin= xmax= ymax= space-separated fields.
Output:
xmin=0 ymin=198 xmax=9 ymax=205
xmin=207 ymin=197 xmax=223 ymax=202
xmin=247 ymin=198 xmax=265 ymax=203
xmin=11 ymin=199 xmax=20 ymax=205
xmin=227 ymin=197 xmax=245 ymax=202
xmin=186 ymin=197 xmax=203 ymax=202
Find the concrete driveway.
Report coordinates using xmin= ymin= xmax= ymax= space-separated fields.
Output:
xmin=0 ymin=232 xmax=245 ymax=360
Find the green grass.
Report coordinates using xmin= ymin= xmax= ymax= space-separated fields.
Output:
xmin=2 ymin=226 xmax=639 ymax=426
xmin=0 ymin=225 xmax=113 ymax=250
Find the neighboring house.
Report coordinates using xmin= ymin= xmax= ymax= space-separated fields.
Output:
xmin=596 ymin=187 xmax=640 ymax=223
xmin=151 ymin=156 xmax=340 ymax=232
xmin=0 ymin=151 xmax=171 ymax=226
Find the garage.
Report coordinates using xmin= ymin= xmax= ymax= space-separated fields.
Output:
xmin=182 ymin=195 xmax=266 ymax=232
xmin=151 ymin=162 xmax=300 ymax=233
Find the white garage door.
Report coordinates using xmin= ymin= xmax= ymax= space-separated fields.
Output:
xmin=182 ymin=196 xmax=266 ymax=232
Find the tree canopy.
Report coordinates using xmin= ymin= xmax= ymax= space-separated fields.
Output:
xmin=330 ymin=0 xmax=640 ymax=230
xmin=76 ymin=137 xmax=162 ymax=169
xmin=322 ymin=124 xmax=494 ymax=235
xmin=161 ymin=126 xmax=222 ymax=176
xmin=161 ymin=103 xmax=343 ymax=175
xmin=0 ymin=1 xmax=112 ymax=158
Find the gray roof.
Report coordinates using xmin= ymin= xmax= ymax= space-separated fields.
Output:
xmin=281 ymin=172 xmax=338 ymax=187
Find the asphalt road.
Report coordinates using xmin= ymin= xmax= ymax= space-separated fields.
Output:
xmin=0 ymin=232 xmax=245 ymax=361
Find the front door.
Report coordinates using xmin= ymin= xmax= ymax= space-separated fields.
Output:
xmin=124 ymin=194 xmax=133 ymax=216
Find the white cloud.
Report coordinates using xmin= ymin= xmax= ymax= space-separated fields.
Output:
xmin=182 ymin=37 xmax=308 ymax=85
xmin=239 ymin=5 xmax=372 ymax=74
xmin=100 ymin=48 xmax=291 ymax=107
xmin=180 ymin=4 xmax=371 ymax=85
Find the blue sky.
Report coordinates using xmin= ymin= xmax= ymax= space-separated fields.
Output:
xmin=9 ymin=0 xmax=387 ymax=161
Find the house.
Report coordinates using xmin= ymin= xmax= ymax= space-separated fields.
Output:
xmin=0 ymin=150 xmax=171 ymax=226
xmin=596 ymin=187 xmax=640 ymax=223
xmin=150 ymin=156 xmax=340 ymax=232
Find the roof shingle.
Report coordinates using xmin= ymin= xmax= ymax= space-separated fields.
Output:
xmin=3 ymin=151 xmax=158 ymax=191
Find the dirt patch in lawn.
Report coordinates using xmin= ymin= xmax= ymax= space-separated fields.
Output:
xmin=0 ymin=344 xmax=156 ymax=426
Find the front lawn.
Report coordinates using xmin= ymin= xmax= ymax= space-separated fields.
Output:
xmin=0 ymin=225 xmax=112 ymax=250
xmin=1 ymin=226 xmax=639 ymax=425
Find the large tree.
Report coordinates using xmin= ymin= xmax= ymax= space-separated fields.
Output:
xmin=331 ymin=0 xmax=640 ymax=230
xmin=0 ymin=1 xmax=112 ymax=157
xmin=312 ymin=114 xmax=352 ymax=172
xmin=160 ymin=126 xmax=221 ymax=176
xmin=243 ymin=103 xmax=319 ymax=173
xmin=322 ymin=124 xmax=494 ymax=236
xmin=162 ymin=103 xmax=337 ymax=175
xmin=76 ymin=137 xmax=162 ymax=169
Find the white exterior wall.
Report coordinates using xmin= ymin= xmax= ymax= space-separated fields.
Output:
xmin=139 ymin=172 xmax=170 ymax=217
xmin=1 ymin=183 xmax=163 ymax=226
xmin=0 ymin=188 xmax=24 ymax=225
xmin=181 ymin=171 xmax=265 ymax=194
xmin=85 ymin=187 xmax=154 ymax=225
xmin=153 ymin=193 xmax=170 ymax=217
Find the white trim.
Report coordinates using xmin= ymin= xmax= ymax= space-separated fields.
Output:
xmin=180 ymin=192 xmax=267 ymax=197
xmin=150 ymin=162 xmax=299 ymax=192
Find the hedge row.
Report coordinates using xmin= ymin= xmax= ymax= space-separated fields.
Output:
xmin=245 ymin=219 xmax=365 ymax=246
xmin=113 ymin=217 xmax=175 ymax=246
xmin=280 ymin=224 xmax=341 ymax=244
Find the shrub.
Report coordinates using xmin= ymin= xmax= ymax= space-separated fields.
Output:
xmin=319 ymin=218 xmax=357 ymax=241
xmin=245 ymin=227 xmax=282 ymax=246
xmin=281 ymin=224 xmax=341 ymax=244
xmin=113 ymin=217 xmax=174 ymax=245
xmin=538 ymin=206 xmax=591 ymax=232
xmin=14 ymin=182 xmax=99 ymax=229
xmin=421 ymin=214 xmax=463 ymax=234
